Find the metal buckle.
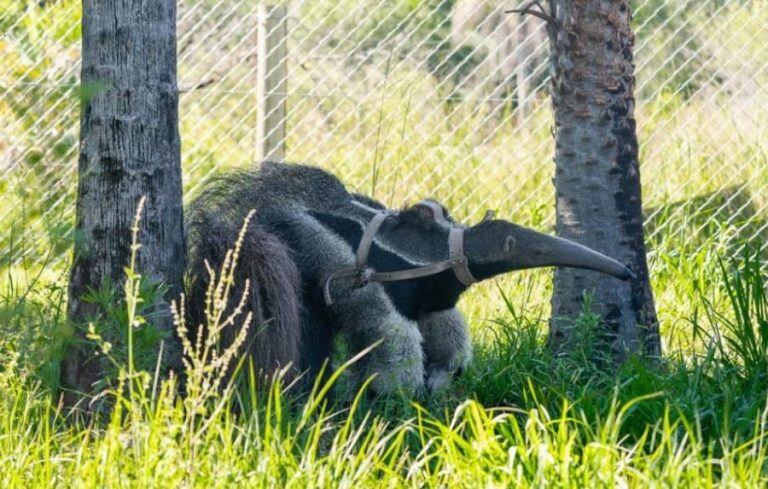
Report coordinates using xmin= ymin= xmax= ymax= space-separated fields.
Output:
xmin=353 ymin=268 xmax=373 ymax=288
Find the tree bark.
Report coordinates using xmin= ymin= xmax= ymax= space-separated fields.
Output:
xmin=546 ymin=0 xmax=660 ymax=359
xmin=62 ymin=0 xmax=184 ymax=403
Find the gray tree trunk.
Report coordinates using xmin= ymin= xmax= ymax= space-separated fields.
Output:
xmin=546 ymin=0 xmax=661 ymax=359
xmin=62 ymin=0 xmax=184 ymax=403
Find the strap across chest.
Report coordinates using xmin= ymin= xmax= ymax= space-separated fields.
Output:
xmin=323 ymin=210 xmax=477 ymax=306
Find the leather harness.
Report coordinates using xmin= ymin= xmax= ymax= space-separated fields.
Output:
xmin=323 ymin=209 xmax=485 ymax=306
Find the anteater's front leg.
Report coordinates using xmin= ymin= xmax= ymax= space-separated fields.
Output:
xmin=284 ymin=211 xmax=424 ymax=395
xmin=328 ymin=284 xmax=424 ymax=395
xmin=418 ymin=308 xmax=471 ymax=392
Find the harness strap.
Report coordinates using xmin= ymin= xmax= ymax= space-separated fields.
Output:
xmin=323 ymin=210 xmax=478 ymax=306
xmin=449 ymin=227 xmax=477 ymax=286
xmin=323 ymin=210 xmax=393 ymax=306
xmin=355 ymin=211 xmax=390 ymax=268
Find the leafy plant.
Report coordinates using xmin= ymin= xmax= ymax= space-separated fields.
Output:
xmin=696 ymin=250 xmax=768 ymax=387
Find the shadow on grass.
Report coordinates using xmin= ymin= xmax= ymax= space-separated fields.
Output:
xmin=644 ymin=185 xmax=768 ymax=257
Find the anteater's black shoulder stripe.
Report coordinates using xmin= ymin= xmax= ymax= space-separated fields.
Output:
xmin=307 ymin=210 xmax=420 ymax=273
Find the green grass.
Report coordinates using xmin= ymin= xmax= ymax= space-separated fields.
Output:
xmin=3 ymin=245 xmax=768 ymax=486
xmin=3 ymin=1 xmax=768 ymax=486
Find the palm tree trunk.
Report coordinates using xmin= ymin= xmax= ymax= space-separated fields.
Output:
xmin=62 ymin=0 xmax=184 ymax=404
xmin=546 ymin=0 xmax=660 ymax=359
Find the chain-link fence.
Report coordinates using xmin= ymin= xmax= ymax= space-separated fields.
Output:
xmin=1 ymin=0 xmax=767 ymax=274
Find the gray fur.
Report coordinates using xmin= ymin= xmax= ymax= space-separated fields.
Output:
xmin=409 ymin=200 xmax=472 ymax=391
xmin=186 ymin=176 xmax=302 ymax=380
xmin=185 ymin=162 xmax=630 ymax=396
xmin=275 ymin=209 xmax=424 ymax=394
xmin=185 ymin=163 xmax=427 ymax=394
xmin=418 ymin=309 xmax=472 ymax=392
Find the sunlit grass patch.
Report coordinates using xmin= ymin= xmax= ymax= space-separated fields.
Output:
xmin=3 ymin=254 xmax=768 ymax=486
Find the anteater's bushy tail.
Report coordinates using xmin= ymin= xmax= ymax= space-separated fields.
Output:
xmin=185 ymin=172 xmax=302 ymax=381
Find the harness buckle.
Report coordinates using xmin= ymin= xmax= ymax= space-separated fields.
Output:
xmin=353 ymin=267 xmax=373 ymax=288
xmin=324 ymin=266 xmax=375 ymax=306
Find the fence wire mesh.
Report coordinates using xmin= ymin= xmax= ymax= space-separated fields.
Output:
xmin=1 ymin=0 xmax=767 ymax=276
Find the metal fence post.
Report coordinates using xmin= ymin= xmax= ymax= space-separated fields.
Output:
xmin=257 ymin=3 xmax=287 ymax=162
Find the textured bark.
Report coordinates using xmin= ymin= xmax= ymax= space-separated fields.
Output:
xmin=546 ymin=0 xmax=661 ymax=359
xmin=63 ymin=0 xmax=184 ymax=403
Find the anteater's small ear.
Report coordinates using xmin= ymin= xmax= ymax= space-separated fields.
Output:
xmin=413 ymin=199 xmax=451 ymax=225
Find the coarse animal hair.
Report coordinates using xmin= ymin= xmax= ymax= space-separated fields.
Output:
xmin=184 ymin=164 xmax=469 ymax=393
xmin=184 ymin=162 xmax=632 ymax=395
xmin=185 ymin=172 xmax=302 ymax=381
